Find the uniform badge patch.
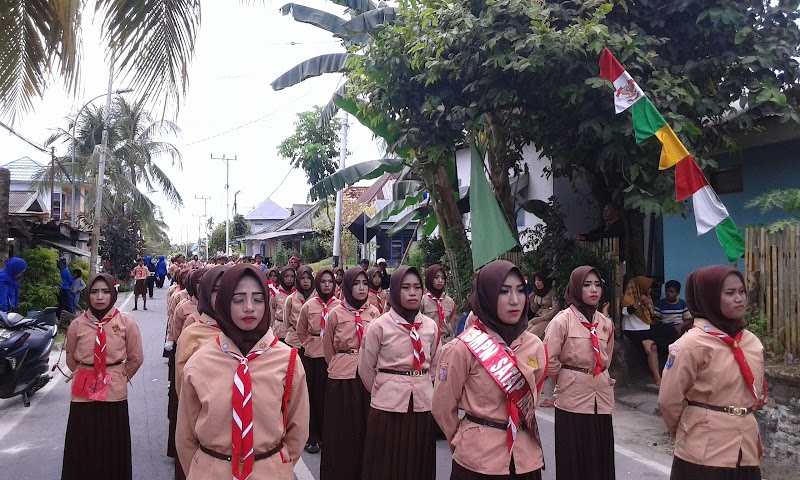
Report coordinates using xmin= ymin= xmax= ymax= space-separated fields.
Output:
xmin=665 ymin=354 xmax=675 ymax=369
xmin=438 ymin=363 xmax=448 ymax=380
xmin=111 ymin=325 xmax=121 ymax=333
xmin=527 ymin=357 xmax=538 ymax=369
xmin=259 ymin=342 xmax=267 ymax=349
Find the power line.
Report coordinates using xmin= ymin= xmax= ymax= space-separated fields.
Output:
xmin=0 ymin=120 xmax=48 ymax=154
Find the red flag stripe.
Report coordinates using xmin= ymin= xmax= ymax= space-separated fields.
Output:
xmin=599 ymin=48 xmax=626 ymax=82
xmin=675 ymin=156 xmax=708 ymax=201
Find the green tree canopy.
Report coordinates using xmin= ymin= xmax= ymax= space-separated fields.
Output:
xmin=278 ymin=106 xmax=344 ymax=189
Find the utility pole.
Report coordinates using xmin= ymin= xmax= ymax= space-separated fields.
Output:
xmin=192 ymin=214 xmax=204 ymax=259
xmin=211 ymin=154 xmax=237 ymax=255
xmin=195 ymin=195 xmax=211 ymax=259
xmin=332 ymin=113 xmax=348 ymax=268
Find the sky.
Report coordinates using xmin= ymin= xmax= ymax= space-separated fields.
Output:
xmin=0 ymin=1 xmax=381 ymax=245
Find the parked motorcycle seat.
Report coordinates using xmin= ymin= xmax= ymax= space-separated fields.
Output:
xmin=0 ymin=312 xmax=26 ymax=327
xmin=25 ymin=328 xmax=54 ymax=355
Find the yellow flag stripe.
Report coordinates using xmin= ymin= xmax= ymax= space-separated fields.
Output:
xmin=654 ymin=125 xmax=691 ymax=170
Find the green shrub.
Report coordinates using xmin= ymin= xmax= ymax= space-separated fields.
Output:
xmin=274 ymin=241 xmax=291 ymax=267
xmin=17 ymin=247 xmax=61 ymax=314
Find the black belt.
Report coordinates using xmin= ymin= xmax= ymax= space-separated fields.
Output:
xmin=199 ymin=443 xmax=282 ymax=462
xmin=337 ymin=349 xmax=359 ymax=354
xmin=81 ymin=360 xmax=124 ymax=367
xmin=378 ymin=368 xmax=428 ymax=377
xmin=687 ymin=400 xmax=756 ymax=417
xmin=465 ymin=413 xmax=526 ymax=431
xmin=562 ymin=364 xmax=607 ymax=375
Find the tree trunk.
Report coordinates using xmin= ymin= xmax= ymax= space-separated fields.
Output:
xmin=424 ymin=165 xmax=473 ymax=309
xmin=0 ymin=169 xmax=8 ymax=265
xmin=485 ymin=124 xmax=519 ymax=241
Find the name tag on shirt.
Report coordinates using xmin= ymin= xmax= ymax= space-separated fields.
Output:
xmin=72 ymin=369 xmax=111 ymax=401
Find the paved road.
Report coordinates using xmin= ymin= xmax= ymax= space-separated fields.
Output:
xmin=0 ymin=289 xmax=673 ymax=479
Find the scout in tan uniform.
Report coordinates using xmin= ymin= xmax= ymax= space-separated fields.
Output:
xmin=367 ymin=267 xmax=388 ymax=314
xmin=175 ymin=265 xmax=230 ymax=396
xmin=332 ymin=266 xmax=344 ymax=300
xmin=176 ymin=264 xmax=309 ymax=480
xmin=170 ymin=269 xmax=206 ymax=347
xmin=657 ymin=265 xmax=765 ymax=480
xmin=421 ymin=264 xmax=457 ymax=344
xmin=164 ymin=268 xmax=192 ymax=467
xmin=433 ymin=260 xmax=547 ymax=479
xmin=527 ymin=269 xmax=559 ymax=339
xmin=271 ymin=267 xmax=296 ymax=342
xmin=284 ymin=265 xmax=314 ymax=349
xmin=297 ymin=268 xmax=341 ymax=454
xmin=544 ymin=265 xmax=615 ymax=480
xmin=319 ymin=268 xmax=381 ymax=480
xmin=359 ymin=266 xmax=440 ymax=480
xmin=62 ymin=273 xmax=144 ymax=480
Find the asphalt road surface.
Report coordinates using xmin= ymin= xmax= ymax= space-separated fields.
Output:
xmin=0 ymin=288 xmax=673 ymax=479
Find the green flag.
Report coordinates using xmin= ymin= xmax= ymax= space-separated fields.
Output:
xmin=470 ymin=142 xmax=518 ymax=270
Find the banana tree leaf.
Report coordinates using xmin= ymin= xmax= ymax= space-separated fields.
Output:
xmin=309 ymin=157 xmax=405 ymax=200
xmin=317 ymin=81 xmax=349 ymax=129
xmin=341 ymin=7 xmax=398 ymax=34
xmin=327 ymin=0 xmax=377 ymax=14
xmin=392 ymin=180 xmax=422 ymax=199
xmin=422 ymin=212 xmax=438 ymax=236
xmin=366 ymin=181 xmax=423 ymax=227
xmin=279 ymin=4 xmax=347 ymax=37
xmin=271 ymin=53 xmax=350 ymax=91
xmin=388 ymin=205 xmax=432 ymax=236
xmin=520 ymin=199 xmax=550 ymax=219
xmin=334 ymin=94 xmax=411 ymax=158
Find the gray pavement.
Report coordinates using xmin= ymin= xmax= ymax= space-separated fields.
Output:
xmin=0 ymin=288 xmax=673 ymax=479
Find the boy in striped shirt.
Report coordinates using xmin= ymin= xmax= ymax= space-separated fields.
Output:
xmin=654 ymin=280 xmax=693 ymax=335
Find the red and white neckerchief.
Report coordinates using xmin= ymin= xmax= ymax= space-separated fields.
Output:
xmin=278 ymin=286 xmax=296 ymax=297
xmin=369 ymin=289 xmax=384 ymax=314
xmin=315 ymin=296 xmax=337 ymax=338
xmin=267 ymin=281 xmax=279 ymax=297
xmin=217 ymin=335 xmax=278 ymax=480
xmin=89 ymin=309 xmax=118 ymax=381
xmin=425 ymin=291 xmax=446 ymax=343
xmin=346 ymin=305 xmax=367 ymax=346
xmin=398 ymin=318 xmax=425 ymax=373
xmin=572 ymin=307 xmax=604 ymax=376
xmin=701 ymin=328 xmax=763 ymax=402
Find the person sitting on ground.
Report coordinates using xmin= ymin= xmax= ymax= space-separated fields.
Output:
xmin=621 ymin=276 xmax=678 ymax=387
xmin=527 ymin=269 xmax=560 ymax=339
xmin=654 ymin=280 xmax=693 ymax=336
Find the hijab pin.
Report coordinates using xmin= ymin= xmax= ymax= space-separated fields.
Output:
xmin=222 ymin=342 xmax=229 ymax=350
xmin=703 ymin=326 xmax=710 ymax=332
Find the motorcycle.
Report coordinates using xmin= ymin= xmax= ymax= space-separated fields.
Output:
xmin=0 ymin=307 xmax=58 ymax=407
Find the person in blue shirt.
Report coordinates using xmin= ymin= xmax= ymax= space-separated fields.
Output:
xmin=155 ymin=255 xmax=168 ymax=288
xmin=57 ymin=257 xmax=74 ymax=315
xmin=654 ymin=280 xmax=693 ymax=335
xmin=0 ymin=257 xmax=27 ymax=313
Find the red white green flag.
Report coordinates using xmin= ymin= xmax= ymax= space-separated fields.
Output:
xmin=599 ymin=48 xmax=745 ymax=262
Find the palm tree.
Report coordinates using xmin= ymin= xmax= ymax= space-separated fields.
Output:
xmin=0 ymin=1 xmax=200 ymax=121
xmin=36 ymin=95 xmax=183 ymax=243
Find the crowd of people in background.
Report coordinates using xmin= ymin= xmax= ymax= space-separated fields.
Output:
xmin=47 ymin=246 xmax=765 ymax=480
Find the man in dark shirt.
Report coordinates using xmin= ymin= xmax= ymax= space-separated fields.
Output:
xmin=574 ymin=203 xmax=626 ymax=259
xmin=377 ymin=258 xmax=391 ymax=290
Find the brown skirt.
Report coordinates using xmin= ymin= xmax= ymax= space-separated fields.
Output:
xmin=301 ymin=353 xmax=328 ymax=444
xmin=670 ymin=455 xmax=761 ymax=480
xmin=134 ymin=279 xmax=147 ymax=296
xmin=320 ymin=376 xmax=371 ymax=480
xmin=167 ymin=353 xmax=178 ymax=458
xmin=554 ymin=407 xmax=615 ymax=480
xmin=361 ymin=402 xmax=436 ymax=480
xmin=62 ymin=400 xmax=132 ymax=480
xmin=451 ymin=459 xmax=543 ymax=480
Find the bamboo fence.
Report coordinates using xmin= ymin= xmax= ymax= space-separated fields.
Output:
xmin=577 ymin=238 xmax=626 ymax=332
xmin=744 ymin=226 xmax=800 ymax=355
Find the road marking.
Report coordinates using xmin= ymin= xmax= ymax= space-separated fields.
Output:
xmin=118 ymin=292 xmax=133 ymax=311
xmin=536 ymin=411 xmax=672 ymax=475
xmin=295 ymin=458 xmax=315 ymax=480
xmin=0 ymin=350 xmax=63 ymax=443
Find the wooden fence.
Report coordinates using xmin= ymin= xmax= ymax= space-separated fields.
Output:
xmin=744 ymin=226 xmax=800 ymax=355
xmin=577 ymin=238 xmax=626 ymax=330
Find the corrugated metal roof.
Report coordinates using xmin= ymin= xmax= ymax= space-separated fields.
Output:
xmin=8 ymin=190 xmax=44 ymax=214
xmin=244 ymin=198 xmax=291 ymax=221
xmin=0 ymin=157 xmax=45 ymax=182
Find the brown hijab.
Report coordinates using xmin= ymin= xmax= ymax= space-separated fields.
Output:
xmin=342 ymin=268 xmax=369 ymax=309
xmin=86 ymin=273 xmax=118 ymax=320
xmin=279 ymin=266 xmax=296 ymax=291
xmin=295 ymin=265 xmax=315 ymax=300
xmin=315 ymin=268 xmax=336 ymax=302
xmin=469 ymin=260 xmax=528 ymax=345
xmin=185 ymin=268 xmax=207 ymax=298
xmin=176 ymin=268 xmax=191 ymax=289
xmin=388 ymin=266 xmax=423 ymax=323
xmin=685 ymin=265 xmax=745 ymax=337
xmin=214 ymin=264 xmax=271 ymax=354
xmin=565 ymin=265 xmax=603 ymax=322
xmin=425 ymin=264 xmax=446 ymax=298
xmin=197 ymin=265 xmax=230 ymax=318
xmin=332 ymin=267 xmax=344 ymax=286
xmin=367 ymin=267 xmax=383 ymax=291
xmin=621 ymin=276 xmax=654 ymax=324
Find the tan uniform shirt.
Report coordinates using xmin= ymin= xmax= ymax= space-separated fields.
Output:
xmin=175 ymin=313 xmax=219 ymax=396
xmin=166 ymin=289 xmax=189 ymax=341
xmin=66 ymin=310 xmax=144 ymax=402
xmin=297 ymin=297 xmax=341 ymax=358
xmin=358 ymin=309 xmax=440 ymax=413
xmin=433 ymin=328 xmax=546 ymax=475
xmin=544 ymin=307 xmax=615 ymax=414
xmin=176 ymin=330 xmax=309 ymax=479
xmin=170 ymin=298 xmax=198 ymax=344
xmin=283 ymin=291 xmax=310 ymax=348
xmin=527 ymin=290 xmax=559 ymax=338
xmin=133 ymin=266 xmax=149 ymax=281
xmin=270 ymin=289 xmax=292 ymax=339
xmin=420 ymin=293 xmax=457 ymax=343
xmin=367 ymin=289 xmax=387 ymax=314
xmin=657 ymin=319 xmax=765 ymax=468
xmin=322 ymin=303 xmax=382 ymax=379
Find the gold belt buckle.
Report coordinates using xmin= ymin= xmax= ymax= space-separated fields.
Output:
xmin=728 ymin=406 xmax=747 ymax=416
xmin=410 ymin=370 xmax=422 ymax=377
